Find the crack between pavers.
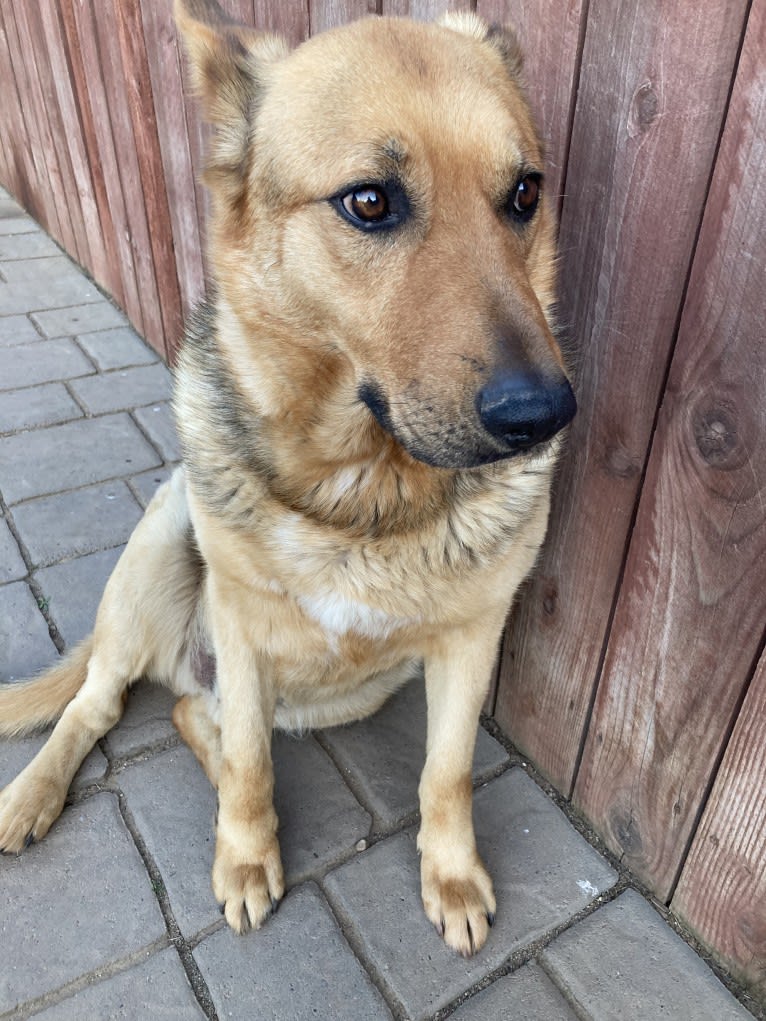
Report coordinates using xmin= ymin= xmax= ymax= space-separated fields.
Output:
xmin=115 ymin=790 xmax=220 ymax=1021
xmin=0 ymin=935 xmax=170 ymax=1021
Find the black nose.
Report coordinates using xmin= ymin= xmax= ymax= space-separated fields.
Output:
xmin=476 ymin=370 xmax=577 ymax=452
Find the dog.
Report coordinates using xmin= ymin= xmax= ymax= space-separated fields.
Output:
xmin=0 ymin=0 xmax=575 ymax=958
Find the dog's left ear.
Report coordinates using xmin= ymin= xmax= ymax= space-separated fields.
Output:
xmin=439 ymin=11 xmax=524 ymax=82
xmin=175 ymin=0 xmax=288 ymax=181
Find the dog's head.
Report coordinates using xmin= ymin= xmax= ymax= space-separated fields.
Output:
xmin=176 ymin=1 xmax=576 ymax=470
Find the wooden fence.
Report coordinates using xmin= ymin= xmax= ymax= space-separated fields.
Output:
xmin=1 ymin=0 xmax=764 ymax=1000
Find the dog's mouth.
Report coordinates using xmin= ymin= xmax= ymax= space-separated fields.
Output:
xmin=358 ymin=376 xmax=577 ymax=470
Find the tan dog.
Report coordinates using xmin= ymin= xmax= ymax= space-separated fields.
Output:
xmin=0 ymin=1 xmax=575 ymax=957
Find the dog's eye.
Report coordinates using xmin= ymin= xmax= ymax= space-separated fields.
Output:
xmin=508 ymin=173 xmax=542 ymax=222
xmin=330 ymin=182 xmax=408 ymax=232
xmin=343 ymin=188 xmax=389 ymax=223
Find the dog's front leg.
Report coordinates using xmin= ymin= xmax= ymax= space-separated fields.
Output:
xmin=207 ymin=577 xmax=284 ymax=933
xmin=418 ymin=619 xmax=504 ymax=956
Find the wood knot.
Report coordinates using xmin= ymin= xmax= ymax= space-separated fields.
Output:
xmin=693 ymin=404 xmax=738 ymax=466
xmin=629 ymin=81 xmax=660 ymax=136
xmin=602 ymin=442 xmax=639 ymax=479
xmin=611 ymin=809 xmax=644 ymax=856
xmin=541 ymin=581 xmax=558 ymax=617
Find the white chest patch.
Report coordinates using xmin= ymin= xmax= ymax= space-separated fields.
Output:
xmin=297 ymin=590 xmax=417 ymax=641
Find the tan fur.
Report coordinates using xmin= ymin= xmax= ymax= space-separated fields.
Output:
xmin=0 ymin=1 xmax=575 ymax=957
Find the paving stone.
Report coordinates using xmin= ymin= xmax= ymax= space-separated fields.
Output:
xmin=13 ymin=481 xmax=142 ymax=567
xmin=0 ymin=381 xmax=82 ymax=433
xmin=320 ymin=673 xmax=508 ymax=829
xmin=76 ymin=326 xmax=158 ymax=371
xmin=0 ymin=516 xmax=26 ymax=583
xmin=32 ymin=302 xmax=128 ymax=338
xmin=35 ymin=546 xmax=124 ymax=647
xmin=450 ymin=963 xmax=578 ymax=1020
xmin=0 ymin=313 xmax=41 ymax=346
xmin=119 ymin=733 xmax=370 ymax=937
xmin=0 ymin=581 xmax=57 ymax=681
xmin=0 ymin=413 xmax=162 ymax=504
xmin=0 ymin=217 xmax=37 ymax=236
xmin=323 ymin=768 xmax=617 ymax=1021
xmin=134 ymin=401 xmax=181 ymax=462
xmin=0 ymin=730 xmax=108 ymax=793
xmin=106 ymin=679 xmax=178 ymax=760
xmin=1 ymin=254 xmax=94 ymax=285
xmin=69 ymin=363 xmax=172 ymax=415
xmin=541 ymin=889 xmax=752 ymax=1021
xmin=0 ymin=231 xmax=62 ymax=260
xmin=0 ymin=272 xmax=102 ymax=316
xmin=130 ymin=466 xmax=174 ymax=508
xmin=0 ymin=337 xmax=94 ymax=391
xmin=33 ymin=947 xmax=206 ymax=1020
xmin=0 ymin=793 xmax=166 ymax=1012
xmin=193 ymin=883 xmax=392 ymax=1021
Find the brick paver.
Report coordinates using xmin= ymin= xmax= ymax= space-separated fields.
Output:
xmin=0 ymin=187 xmax=758 ymax=1021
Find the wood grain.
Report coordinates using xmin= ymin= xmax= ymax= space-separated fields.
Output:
xmin=493 ymin=0 xmax=749 ymax=794
xmin=672 ymin=658 xmax=766 ymax=996
xmin=310 ymin=0 xmax=378 ymax=34
xmin=574 ymin=0 xmax=766 ymax=900
xmin=0 ymin=8 xmax=35 ymax=212
xmin=381 ymin=0 xmax=466 ymax=18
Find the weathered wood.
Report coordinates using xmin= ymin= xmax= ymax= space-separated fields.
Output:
xmin=310 ymin=0 xmax=378 ymax=34
xmin=574 ymin=0 xmax=766 ymax=901
xmin=672 ymin=657 xmax=766 ymax=997
xmin=493 ymin=0 xmax=750 ymax=794
xmin=477 ymin=0 xmax=586 ymax=209
xmin=0 ymin=9 xmax=34 ymax=211
xmin=381 ymin=0 xmax=464 ymax=18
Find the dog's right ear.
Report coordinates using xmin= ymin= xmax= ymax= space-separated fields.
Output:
xmin=175 ymin=0 xmax=288 ymax=178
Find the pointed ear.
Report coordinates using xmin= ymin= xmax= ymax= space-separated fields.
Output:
xmin=175 ymin=0 xmax=288 ymax=178
xmin=439 ymin=12 xmax=524 ymax=81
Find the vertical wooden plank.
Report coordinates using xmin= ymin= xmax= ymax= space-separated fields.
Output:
xmin=0 ymin=10 xmax=33 ymax=206
xmin=381 ymin=1 xmax=465 ymax=19
xmin=58 ymin=0 xmax=124 ymax=309
xmin=477 ymin=0 xmax=586 ymax=207
xmin=92 ymin=0 xmax=164 ymax=352
xmin=116 ymin=0 xmax=185 ymax=359
xmin=310 ymin=0 xmax=378 ymax=34
xmin=672 ymin=657 xmax=766 ymax=997
xmin=1 ymin=4 xmax=69 ymax=245
xmin=493 ymin=0 xmax=749 ymax=794
xmin=252 ymin=0 xmax=309 ymax=43
xmin=574 ymin=0 xmax=766 ymax=900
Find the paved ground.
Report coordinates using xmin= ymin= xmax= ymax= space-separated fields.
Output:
xmin=0 ymin=185 xmax=759 ymax=1021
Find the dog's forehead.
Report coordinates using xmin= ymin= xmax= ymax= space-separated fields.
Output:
xmin=254 ymin=18 xmax=541 ymax=195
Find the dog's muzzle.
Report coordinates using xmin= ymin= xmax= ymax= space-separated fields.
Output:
xmin=476 ymin=370 xmax=577 ymax=453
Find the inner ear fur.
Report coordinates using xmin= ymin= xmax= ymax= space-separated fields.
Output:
xmin=175 ymin=0 xmax=288 ymax=179
xmin=439 ymin=11 xmax=524 ymax=81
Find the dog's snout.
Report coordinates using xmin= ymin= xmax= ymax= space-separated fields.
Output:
xmin=476 ymin=370 xmax=577 ymax=452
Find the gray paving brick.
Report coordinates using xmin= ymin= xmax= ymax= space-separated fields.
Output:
xmin=0 ymin=413 xmax=162 ymax=504
xmin=134 ymin=402 xmax=181 ymax=462
xmin=0 ymin=730 xmax=108 ymax=793
xmin=1 ymin=254 xmax=93 ymax=285
xmin=13 ymin=481 xmax=142 ymax=567
xmin=130 ymin=466 xmax=174 ymax=508
xmin=0 ymin=217 xmax=37 ymax=236
xmin=32 ymin=302 xmax=128 ymax=338
xmin=0 ymin=516 xmax=26 ymax=583
xmin=323 ymin=768 xmax=617 ymax=1021
xmin=0 ymin=272 xmax=101 ymax=316
xmin=320 ymin=673 xmax=508 ymax=829
xmin=0 ymin=231 xmax=61 ymax=260
xmin=0 ymin=337 xmax=94 ymax=391
xmin=541 ymin=889 xmax=752 ymax=1021
xmin=76 ymin=326 xmax=158 ymax=371
xmin=0 ymin=381 xmax=82 ymax=433
xmin=451 ymin=963 xmax=578 ymax=1020
xmin=0 ymin=313 xmax=41 ymax=346
xmin=118 ymin=733 xmax=370 ymax=937
xmin=106 ymin=679 xmax=177 ymax=760
xmin=0 ymin=793 xmax=166 ymax=1012
xmin=69 ymin=363 xmax=172 ymax=415
xmin=32 ymin=947 xmax=206 ymax=1020
xmin=193 ymin=883 xmax=392 ymax=1021
xmin=36 ymin=546 xmax=124 ymax=647
xmin=0 ymin=581 xmax=57 ymax=681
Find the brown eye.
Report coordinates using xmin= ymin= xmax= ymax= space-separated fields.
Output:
xmin=342 ymin=187 xmax=389 ymax=222
xmin=510 ymin=174 xmax=541 ymax=220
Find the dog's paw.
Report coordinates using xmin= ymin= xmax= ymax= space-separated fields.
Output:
xmin=0 ymin=772 xmax=66 ymax=854
xmin=212 ymin=834 xmax=284 ymax=933
xmin=421 ymin=855 xmax=496 ymax=957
